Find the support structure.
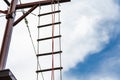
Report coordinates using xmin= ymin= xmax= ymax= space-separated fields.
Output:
xmin=0 ymin=0 xmax=70 ymax=70
xmin=0 ymin=0 xmax=70 ymax=80
xmin=0 ymin=0 xmax=18 ymax=70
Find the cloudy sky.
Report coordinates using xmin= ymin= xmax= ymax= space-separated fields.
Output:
xmin=0 ymin=0 xmax=120 ymax=80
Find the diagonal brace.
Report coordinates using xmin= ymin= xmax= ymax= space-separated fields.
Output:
xmin=13 ymin=5 xmax=38 ymax=26
xmin=0 ymin=10 xmax=7 ymax=14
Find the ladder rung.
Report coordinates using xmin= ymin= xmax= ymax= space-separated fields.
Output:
xmin=37 ymin=35 xmax=61 ymax=41
xmin=38 ymin=10 xmax=61 ymax=16
xmin=36 ymin=67 xmax=63 ymax=73
xmin=37 ymin=51 xmax=62 ymax=57
xmin=38 ymin=22 xmax=61 ymax=28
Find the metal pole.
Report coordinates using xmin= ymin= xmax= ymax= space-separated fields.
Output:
xmin=0 ymin=0 xmax=70 ymax=70
xmin=16 ymin=0 xmax=70 ymax=9
xmin=0 ymin=0 xmax=18 ymax=70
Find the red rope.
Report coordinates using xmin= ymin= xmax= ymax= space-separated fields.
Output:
xmin=51 ymin=2 xmax=55 ymax=80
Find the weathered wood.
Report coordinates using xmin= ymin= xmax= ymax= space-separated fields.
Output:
xmin=13 ymin=5 xmax=38 ymax=26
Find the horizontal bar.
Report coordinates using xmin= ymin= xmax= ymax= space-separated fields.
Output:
xmin=37 ymin=35 xmax=61 ymax=41
xmin=38 ymin=10 xmax=61 ymax=16
xmin=37 ymin=51 xmax=62 ymax=56
xmin=36 ymin=67 xmax=63 ymax=73
xmin=0 ymin=10 xmax=7 ymax=14
xmin=38 ymin=22 xmax=61 ymax=28
xmin=16 ymin=0 xmax=71 ymax=9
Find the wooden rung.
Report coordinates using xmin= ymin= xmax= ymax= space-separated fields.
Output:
xmin=38 ymin=10 xmax=61 ymax=16
xmin=37 ymin=35 xmax=61 ymax=41
xmin=38 ymin=22 xmax=61 ymax=28
xmin=37 ymin=51 xmax=62 ymax=57
xmin=36 ymin=67 xmax=63 ymax=73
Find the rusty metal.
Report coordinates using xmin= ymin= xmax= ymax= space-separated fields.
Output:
xmin=0 ymin=10 xmax=7 ymax=14
xmin=13 ymin=0 xmax=70 ymax=26
xmin=13 ymin=5 xmax=38 ymax=26
xmin=0 ymin=0 xmax=70 ymax=71
xmin=0 ymin=0 xmax=18 ymax=70
xmin=16 ymin=0 xmax=70 ymax=9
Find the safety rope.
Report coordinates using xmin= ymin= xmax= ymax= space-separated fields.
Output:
xmin=56 ymin=1 xmax=63 ymax=80
xmin=18 ymin=0 xmax=44 ymax=80
xmin=51 ymin=1 xmax=56 ymax=80
xmin=51 ymin=0 xmax=62 ymax=80
xmin=15 ymin=0 xmax=62 ymax=80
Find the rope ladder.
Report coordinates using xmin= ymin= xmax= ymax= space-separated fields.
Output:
xmin=36 ymin=1 xmax=63 ymax=80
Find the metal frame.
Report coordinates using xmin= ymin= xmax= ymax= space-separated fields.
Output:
xmin=0 ymin=0 xmax=70 ymax=70
xmin=0 ymin=0 xmax=18 ymax=70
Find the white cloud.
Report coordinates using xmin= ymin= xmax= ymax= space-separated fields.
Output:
xmin=88 ymin=75 xmax=119 ymax=80
xmin=0 ymin=0 xmax=120 ymax=80
xmin=62 ymin=0 xmax=120 ymax=71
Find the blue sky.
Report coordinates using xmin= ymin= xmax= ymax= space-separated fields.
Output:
xmin=0 ymin=0 xmax=120 ymax=80
xmin=62 ymin=0 xmax=120 ymax=80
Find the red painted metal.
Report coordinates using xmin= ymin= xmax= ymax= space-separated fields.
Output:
xmin=13 ymin=5 xmax=38 ymax=26
xmin=0 ymin=10 xmax=7 ymax=14
xmin=0 ymin=0 xmax=70 ymax=70
xmin=14 ymin=0 xmax=70 ymax=26
xmin=16 ymin=0 xmax=70 ymax=9
xmin=0 ymin=0 xmax=18 ymax=70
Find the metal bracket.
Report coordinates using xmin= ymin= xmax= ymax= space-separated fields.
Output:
xmin=6 ymin=12 xmax=15 ymax=19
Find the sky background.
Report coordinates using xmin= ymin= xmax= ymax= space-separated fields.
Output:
xmin=0 ymin=0 xmax=120 ymax=80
